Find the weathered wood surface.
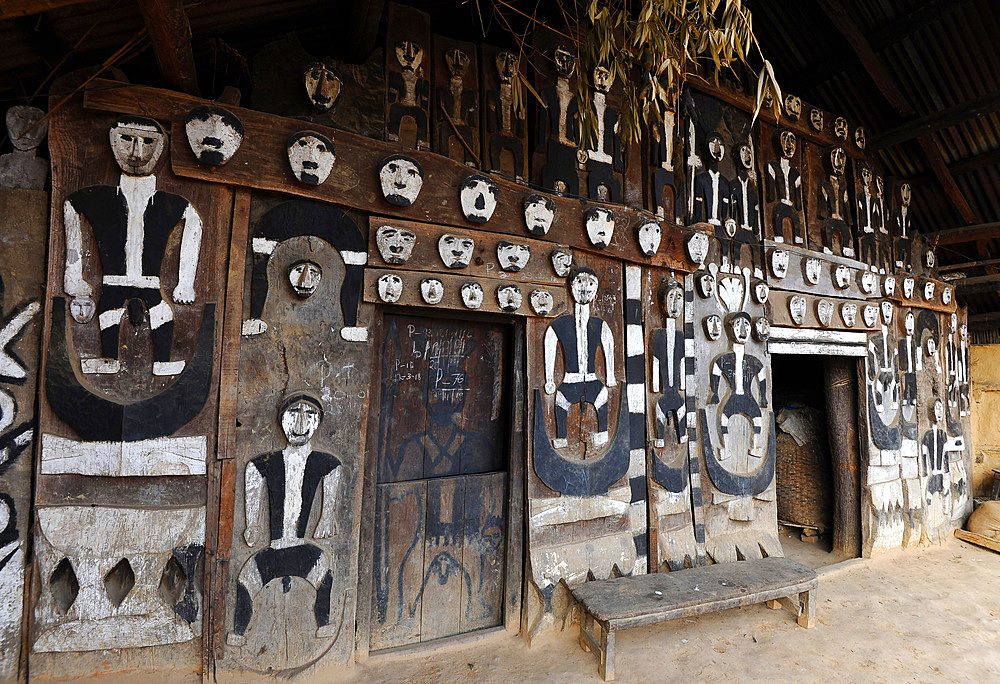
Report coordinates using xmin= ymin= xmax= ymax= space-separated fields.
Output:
xmin=764 ymin=240 xmax=869 ymax=300
xmin=769 ymin=291 xmax=869 ymax=331
xmin=431 ymin=34 xmax=480 ymax=165
xmin=759 ymin=120 xmax=809 ymax=250
xmin=955 ymin=528 xmax=1000 ymax=554
xmin=385 ymin=2 xmax=431 ymax=151
xmin=479 ymin=43 xmax=528 ymax=182
xmin=35 ymin=473 xmax=206 ymax=507
xmin=824 ymin=357 xmax=862 ymax=556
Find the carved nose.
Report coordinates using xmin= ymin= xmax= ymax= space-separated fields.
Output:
xmin=475 ymin=194 xmax=485 ymax=210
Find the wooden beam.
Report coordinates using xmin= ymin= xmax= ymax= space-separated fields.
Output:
xmin=968 ymin=311 xmax=1000 ymax=331
xmin=0 ymin=0 xmax=91 ymax=17
xmin=955 ymin=273 xmax=1000 ymax=296
xmin=940 ymin=257 xmax=1000 ymax=273
xmin=908 ymin=147 xmax=1000 ymax=185
xmin=136 ymin=0 xmax=200 ymax=95
xmin=871 ymin=90 xmax=1000 ymax=150
xmin=927 ymin=222 xmax=1000 ymax=246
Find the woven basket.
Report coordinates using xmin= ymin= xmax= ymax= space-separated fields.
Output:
xmin=775 ymin=410 xmax=834 ymax=531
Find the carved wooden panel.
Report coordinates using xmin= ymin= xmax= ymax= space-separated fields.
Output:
xmin=804 ymin=139 xmax=856 ymax=259
xmin=385 ymin=2 xmax=432 ymax=151
xmin=759 ymin=121 xmax=807 ymax=250
xmin=432 ymin=34 xmax=480 ymax=166
xmin=851 ymin=158 xmax=891 ymax=274
xmin=531 ymin=27 xmax=582 ymax=197
xmin=480 ymin=43 xmax=528 ymax=183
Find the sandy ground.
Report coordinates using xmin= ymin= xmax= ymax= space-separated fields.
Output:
xmin=351 ymin=537 xmax=1000 ymax=684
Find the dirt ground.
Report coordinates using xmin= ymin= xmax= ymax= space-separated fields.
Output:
xmin=350 ymin=537 xmax=1000 ymax=684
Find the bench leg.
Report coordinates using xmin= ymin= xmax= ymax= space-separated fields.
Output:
xmin=579 ymin=611 xmax=592 ymax=653
xmin=598 ymin=621 xmax=615 ymax=682
xmin=797 ymin=589 xmax=815 ymax=629
xmin=765 ymin=599 xmax=781 ymax=610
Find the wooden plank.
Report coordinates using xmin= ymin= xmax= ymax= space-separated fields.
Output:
xmin=0 ymin=0 xmax=90 ymax=17
xmin=955 ymin=528 xmax=1000 ymax=554
xmin=939 ymin=257 xmax=1000 ymax=273
xmin=460 ymin=472 xmax=506 ymax=633
xmin=871 ymin=90 xmax=1000 ymax=151
xmin=208 ymin=458 xmax=235 ymax=668
xmin=764 ymin=240 xmax=869 ymax=300
xmin=956 ymin=273 xmax=1000 ymax=295
xmin=769 ymin=341 xmax=868 ymax=357
xmin=431 ymin=34 xmax=481 ymax=166
xmin=969 ymin=311 xmax=1000 ymax=330
xmin=420 ymin=477 xmax=466 ymax=641
xmin=503 ymin=319 xmax=525 ymax=632
xmin=35 ymin=474 xmax=206 ymax=507
xmin=769 ymin=292 xmax=870 ymax=332
xmin=136 ymin=0 xmax=200 ymax=95
xmin=927 ymin=222 xmax=1000 ymax=246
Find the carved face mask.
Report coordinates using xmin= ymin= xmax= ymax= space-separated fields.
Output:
xmin=881 ymin=300 xmax=894 ymax=324
xmin=784 ymin=94 xmax=801 ymax=120
xmin=863 ymin=305 xmax=878 ymax=327
xmin=395 ymin=40 xmax=424 ymax=71
xmin=779 ymin=130 xmax=797 ymax=158
xmin=771 ymin=249 xmax=789 ymax=278
xmin=496 ymin=283 xmax=522 ymax=312
xmin=377 ymin=273 xmax=403 ymax=302
xmin=593 ymin=66 xmax=613 ymax=93
xmin=804 ymin=258 xmax=821 ymax=285
xmin=281 ymin=399 xmax=322 ymax=446
xmin=420 ymin=278 xmax=444 ymax=304
xmin=950 ymin=313 xmax=958 ymax=333
xmin=376 ymin=225 xmax=416 ymax=264
xmin=817 ymin=300 xmax=834 ymax=327
xmin=961 ymin=324 xmax=968 ymax=341
xmin=754 ymin=316 xmax=770 ymax=341
xmin=69 ymin=295 xmax=95 ymax=324
xmin=883 ymin=276 xmax=896 ymax=297
xmin=551 ymin=249 xmax=573 ymax=277
xmin=830 ymin=147 xmax=846 ymax=175
xmin=553 ymin=47 xmax=576 ymax=78
xmin=109 ymin=116 xmax=165 ymax=176
xmin=288 ymin=260 xmax=322 ymax=297
xmin=445 ymin=47 xmax=470 ymax=78
xmin=185 ymin=105 xmax=244 ymax=166
xmin=923 ymin=281 xmax=936 ymax=301
xmin=460 ymin=174 xmax=499 ymax=224
xmin=637 ymin=220 xmax=662 ymax=256
xmin=754 ymin=282 xmax=770 ymax=304
xmin=570 ymin=270 xmax=599 ymax=305
xmin=925 ymin=249 xmax=937 ymax=269
xmin=497 ymin=241 xmax=531 ymax=272
xmin=905 ymin=312 xmax=915 ymax=335
xmin=903 ymin=277 xmax=915 ymax=298
xmin=530 ymin=289 xmax=554 ymax=316
xmin=303 ymin=62 xmax=342 ymax=111
xmin=438 ymin=234 xmax=475 ymax=269
xmin=932 ymin=398 xmax=944 ymax=424
xmin=705 ymin=315 xmax=722 ymax=340
xmin=860 ymin=271 xmax=877 ymax=294
xmin=496 ymin=51 xmax=517 ymax=83
xmin=926 ymin=337 xmax=938 ymax=357
xmin=738 ymin=143 xmax=753 ymax=170
xmin=855 ymin=127 xmax=866 ymax=150
xmin=834 ymin=264 xmax=851 ymax=289
xmin=900 ymin=183 xmax=912 ymax=206
xmin=461 ymin=282 xmax=484 ymax=309
xmin=707 ymin=134 xmax=725 ymax=162
xmin=833 ymin=117 xmax=848 ymax=140
xmin=697 ymin=273 xmax=716 ymax=298
xmin=942 ymin=287 xmax=952 ymax=305
xmin=663 ymin=285 xmax=684 ymax=319
xmin=379 ymin=155 xmax=424 ymax=206
xmin=809 ymin=108 xmax=824 ymax=131
xmin=841 ymin=302 xmax=858 ymax=327
xmin=686 ymin=231 xmax=709 ymax=265
xmin=7 ymin=105 xmax=47 ymax=151
xmin=728 ymin=313 xmax=752 ymax=344
xmin=287 ymin=131 xmax=335 ymax=185
xmin=789 ymin=296 xmax=807 ymax=325
xmin=585 ymin=207 xmax=615 ymax=248
xmin=524 ymin=194 xmax=555 ymax=236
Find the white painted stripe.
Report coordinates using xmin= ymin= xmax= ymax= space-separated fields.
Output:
xmin=628 ymin=448 xmax=645 ymax=478
xmin=769 ymin=326 xmax=868 ymax=344
xmin=339 ymin=326 xmax=369 ymax=342
xmin=769 ymin=341 xmax=868 ymax=357
xmin=252 ymin=237 xmax=278 ymax=254
xmin=625 ymin=265 xmax=641 ymax=298
xmin=626 ymin=324 xmax=644 ymax=356
xmin=627 ymin=383 xmax=644 ymax=411
xmin=340 ymin=250 xmax=368 ymax=265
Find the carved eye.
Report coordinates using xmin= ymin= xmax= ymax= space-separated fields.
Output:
xmin=143 ymin=137 xmax=154 ymax=144
xmin=121 ymin=134 xmax=133 ymax=142
xmin=317 ymin=144 xmax=326 ymax=153
xmin=387 ymin=163 xmax=398 ymax=172
xmin=299 ymin=139 xmax=308 ymax=147
xmin=407 ymin=168 xmax=417 ymax=177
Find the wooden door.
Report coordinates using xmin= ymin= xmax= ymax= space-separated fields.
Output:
xmin=370 ymin=315 xmax=508 ymax=650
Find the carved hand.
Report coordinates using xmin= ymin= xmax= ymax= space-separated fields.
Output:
xmin=544 ymin=381 xmax=556 ymax=395
xmin=244 ymin=525 xmax=262 ymax=548
xmin=172 ymin=285 xmax=196 ymax=304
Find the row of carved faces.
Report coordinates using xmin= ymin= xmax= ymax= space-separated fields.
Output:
xmin=699 ymin=311 xmax=769 ymax=344
xmin=768 ymin=93 xmax=866 ymax=149
xmin=375 ymin=272 xmax=555 ymax=315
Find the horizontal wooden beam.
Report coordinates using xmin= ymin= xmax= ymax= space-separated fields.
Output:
xmin=907 ymin=147 xmax=1000 ymax=185
xmin=955 ymin=273 xmax=1000 ymax=296
xmin=939 ymin=257 xmax=1000 ymax=273
xmin=969 ymin=311 xmax=1000 ymax=331
xmin=871 ymin=90 xmax=1000 ymax=151
xmin=927 ymin=222 xmax=1000 ymax=246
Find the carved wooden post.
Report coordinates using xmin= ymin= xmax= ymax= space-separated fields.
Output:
xmin=823 ymin=356 xmax=861 ymax=556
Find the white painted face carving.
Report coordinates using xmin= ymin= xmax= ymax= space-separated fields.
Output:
xmin=771 ymin=249 xmax=789 ymax=278
xmin=496 ymin=283 xmax=522 ymax=312
xmin=926 ymin=336 xmax=938 ymax=357
xmin=69 ymin=295 xmax=96 ymax=324
xmin=377 ymin=273 xmax=403 ymax=302
xmin=530 ymin=289 xmax=554 ymax=316
xmin=883 ymin=276 xmax=896 ymax=297
xmin=585 ymin=207 xmax=615 ymax=248
xmin=705 ymin=315 xmax=722 ymax=340
xmin=185 ymin=105 xmax=243 ymax=166
xmin=738 ymin=144 xmax=754 ymax=170
xmin=905 ymin=311 xmax=915 ymax=335
xmin=7 ymin=105 xmax=47 ymax=151
xmin=754 ymin=316 xmax=770 ymax=341
xmin=593 ymin=65 xmax=613 ymax=93
xmin=779 ymin=129 xmax=797 ymax=158
xmin=923 ymin=281 xmax=935 ymax=301
xmin=697 ymin=273 xmax=716 ymax=298
xmin=855 ymin=127 xmax=866 ymax=150
xmin=420 ymin=278 xmax=444 ymax=304
xmin=524 ymin=194 xmax=555 ymax=236
xmin=288 ymin=260 xmax=322 ymax=297
xmin=925 ymin=249 xmax=936 ymax=269
xmin=942 ymin=287 xmax=952 ymax=305
xmin=881 ymin=300 xmax=894 ymax=324
xmin=863 ymin=305 xmax=878 ymax=327
xmin=784 ymin=94 xmax=801 ymax=120
xmin=497 ymin=241 xmax=531 ymax=272
xmin=901 ymin=183 xmax=912 ymax=206
xmin=804 ymin=257 xmax=821 ymax=285
xmin=303 ymin=62 xmax=342 ymax=111
xmin=834 ymin=264 xmax=851 ymax=289
xmin=460 ymin=174 xmax=499 ymax=224
xmin=950 ymin=313 xmax=958 ymax=333
xmin=281 ymin=398 xmax=322 ymax=446
xmin=570 ymin=270 xmax=599 ymax=305
xmin=961 ymin=323 xmax=968 ymax=341
xmin=816 ymin=300 xmax=834 ymax=327
xmin=728 ymin=313 xmax=752 ymax=344
xmin=841 ymin=302 xmax=858 ymax=327
xmin=686 ymin=231 xmax=710 ymax=265
xmin=376 ymin=225 xmax=416 ymax=264
xmin=860 ymin=271 xmax=877 ymax=294
xmin=287 ymin=131 xmax=335 ymax=185
xmin=833 ymin=116 xmax=848 ymax=140
xmin=903 ymin=277 xmax=915 ymax=298
xmin=754 ymin=282 xmax=770 ymax=304
xmin=461 ymin=282 xmax=484 ymax=309
xmin=551 ymin=249 xmax=573 ymax=277
xmin=637 ymin=220 xmax=662 ymax=256
xmin=707 ymin=134 xmax=724 ymax=162
xmin=809 ymin=109 xmax=824 ymax=132
xmin=379 ymin=155 xmax=424 ymax=206
xmin=395 ymin=40 xmax=424 ymax=72
xmin=932 ymin=398 xmax=944 ymax=424
xmin=438 ymin=233 xmax=475 ymax=269
xmin=109 ymin=116 xmax=165 ymax=176
xmin=663 ymin=284 xmax=684 ymax=319
xmin=553 ymin=46 xmax=576 ymax=78
xmin=789 ymin=296 xmax=807 ymax=325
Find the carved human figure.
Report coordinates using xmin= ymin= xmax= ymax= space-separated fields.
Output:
xmin=651 ymin=279 xmax=686 ymax=447
xmin=584 ymin=207 xmax=615 ymax=248
xmin=636 ymin=220 xmax=662 ymax=257
xmin=420 ymin=278 xmax=444 ymax=304
xmin=709 ymin=312 xmax=768 ymax=457
xmin=650 ymin=107 xmax=677 ymax=220
xmin=765 ymin=129 xmax=803 ymax=245
xmin=287 ymin=131 xmax=335 ymax=186
xmin=866 ymin=302 xmax=900 ymax=450
xmin=857 ymin=165 xmax=881 ymax=270
xmin=496 ymin=283 xmax=522 ymax=312
xmin=375 ymin=225 xmax=416 ymax=265
xmin=898 ymin=311 xmax=920 ymax=439
xmin=818 ymin=146 xmax=854 ymax=257
xmin=379 ymin=155 xmax=424 ymax=207
xmin=288 ymin=261 xmax=322 ymax=297
xmin=728 ymin=142 xmax=762 ymax=274
xmin=377 ymin=273 xmax=403 ymax=303
xmin=303 ymin=62 xmax=342 ymax=111
xmin=387 ymin=40 xmax=430 ymax=148
xmin=523 ymin=194 xmax=555 ymax=236
xmin=550 ymin=249 xmax=573 ymax=277
xmin=64 ymin=115 xmax=202 ymax=375
xmin=459 ymin=174 xmax=498 ymax=224
xmin=895 ymin=183 xmax=913 ymax=270
xmin=960 ymin=324 xmax=970 ymax=416
xmin=529 ymin=289 xmax=554 ymax=316
xmin=436 ymin=47 xmax=478 ymax=165
xmin=584 ymin=65 xmax=623 ymax=202
xmin=460 ymin=281 xmax=484 ymax=309
xmin=185 ymin=105 xmax=244 ymax=166
xmin=692 ymin=134 xmax=731 ymax=232
xmin=543 ymin=268 xmax=616 ymax=448
xmin=438 ymin=234 xmax=475 ymax=269
xmin=1 ymin=105 xmax=48 ymax=189
xmin=497 ymin=240 xmax=530 ymax=272
xmin=231 ymin=395 xmax=340 ymax=645
xmin=484 ymin=51 xmax=526 ymax=181
xmin=920 ymin=398 xmax=951 ymax=523
xmin=537 ymin=46 xmax=580 ymax=195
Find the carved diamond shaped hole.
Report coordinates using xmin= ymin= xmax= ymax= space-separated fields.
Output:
xmin=159 ymin=556 xmax=186 ymax=607
xmin=104 ymin=558 xmax=136 ymax=608
xmin=50 ymin=557 xmax=79 ymax=614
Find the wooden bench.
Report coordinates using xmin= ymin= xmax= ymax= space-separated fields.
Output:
xmin=570 ymin=557 xmax=818 ymax=681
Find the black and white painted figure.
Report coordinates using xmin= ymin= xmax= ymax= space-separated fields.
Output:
xmin=855 ymin=127 xmax=866 ymax=150
xmin=923 ymin=281 xmax=935 ymax=302
xmin=379 ymin=155 xmax=424 ymax=207
xmin=420 ymin=278 xmax=444 ymax=305
xmin=841 ymin=302 xmax=858 ymax=327
xmin=874 ymin=176 xmax=887 ymax=236
xmin=729 ymin=142 xmax=762 ymax=274
xmin=459 ymin=174 xmax=499 ymax=224
xmin=753 ymin=281 xmax=769 ymax=304
xmin=543 ymin=267 xmax=616 ymax=448
xmin=650 ymin=107 xmax=677 ymax=220
xmin=696 ymin=272 xmax=716 ymax=299
xmin=789 ymin=296 xmax=807 ymax=325
xmin=529 ymin=289 xmax=554 ymax=316
xmin=783 ymin=94 xmax=801 ymax=121
xmin=523 ymin=194 xmax=555 ymax=236
xmin=818 ymin=147 xmax=854 ymax=257
xmin=288 ymin=261 xmax=322 ymax=298
xmin=1 ymin=105 xmax=49 ymax=190
xmin=709 ymin=312 xmax=769 ymax=457
xmin=185 ymin=105 xmax=244 ymax=167
xmin=496 ymin=240 xmax=530 ymax=272
xmin=686 ymin=230 xmax=710 ymax=267
xmin=65 ymin=115 xmax=202 ymax=376
xmin=816 ymin=299 xmax=834 ymax=327
xmin=636 ymin=220 xmax=662 ymax=257
xmin=804 ymin=257 xmax=821 ymax=285
xmin=881 ymin=300 xmax=894 ymax=326
xmin=925 ymin=249 xmax=937 ymax=270
xmin=692 ymin=134 xmax=730 ymax=229
xmin=920 ymin=399 xmax=951 ymax=517
xmin=898 ymin=311 xmax=920 ymax=439
xmin=862 ymin=304 xmax=878 ymax=328
xmin=903 ymin=277 xmax=915 ymax=299
xmin=436 ymin=47 xmax=478 ymax=166
xmin=387 ymin=40 xmax=430 ymax=149
xmin=833 ymin=116 xmax=848 ymax=141
xmin=651 ymin=279 xmax=686 ymax=447
xmin=753 ymin=316 xmax=770 ymax=342
xmin=438 ymin=234 xmax=475 ymax=269
xmin=231 ymin=395 xmax=341 ymax=645
xmin=460 ymin=281 xmax=484 ymax=309
xmin=484 ymin=51 xmax=527 ymax=181
xmin=550 ymin=249 xmax=573 ymax=277
xmin=375 ymin=225 xmax=416 ymax=265
xmin=584 ymin=207 xmax=615 ymax=248
xmin=895 ymin=183 xmax=913 ymax=270
xmin=537 ymin=46 xmax=580 ymax=196
xmin=286 ymin=131 xmax=335 ymax=186
xmin=809 ymin=108 xmax=824 ymax=132
xmin=942 ymin=287 xmax=952 ymax=305
xmin=883 ymin=276 xmax=896 ymax=297
xmin=303 ymin=62 xmax=342 ymax=111
xmin=584 ymin=65 xmax=623 ymax=202
xmin=704 ymin=314 xmax=722 ymax=340
xmin=496 ymin=283 xmax=522 ymax=313
xmin=377 ymin=273 xmax=403 ymax=303
xmin=770 ymin=248 xmax=789 ymax=279
xmin=765 ymin=129 xmax=804 ymax=245
xmin=834 ymin=264 xmax=851 ymax=290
